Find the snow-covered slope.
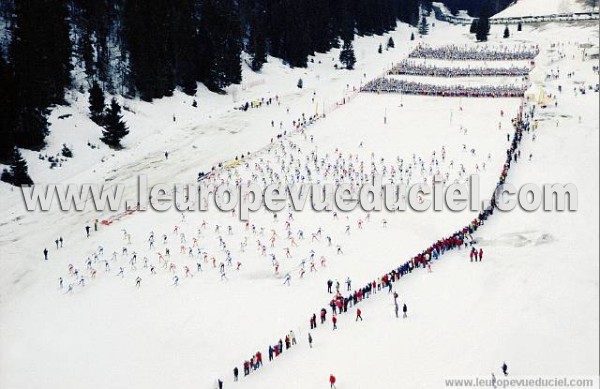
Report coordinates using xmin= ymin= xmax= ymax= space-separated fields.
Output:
xmin=493 ymin=0 xmax=595 ymax=18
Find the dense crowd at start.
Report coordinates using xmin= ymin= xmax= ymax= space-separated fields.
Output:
xmin=408 ymin=44 xmax=540 ymax=61
xmin=388 ymin=61 xmax=531 ymax=78
xmin=361 ymin=78 xmax=529 ymax=98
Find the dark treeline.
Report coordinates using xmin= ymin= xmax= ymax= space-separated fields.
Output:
xmin=0 ymin=0 xmax=507 ymax=163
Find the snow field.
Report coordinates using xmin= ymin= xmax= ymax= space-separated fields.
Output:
xmin=0 ymin=11 xmax=598 ymax=389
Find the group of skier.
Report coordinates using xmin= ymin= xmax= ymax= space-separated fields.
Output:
xmin=389 ymin=61 xmax=530 ymax=78
xmin=39 ymin=46 xmax=542 ymax=389
xmin=236 ymin=95 xmax=279 ymax=112
xmin=362 ymin=78 xmax=529 ymax=98
xmin=219 ymin=93 xmax=534 ymax=386
xmin=408 ymin=43 xmax=540 ymax=61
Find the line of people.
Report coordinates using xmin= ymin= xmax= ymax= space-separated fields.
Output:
xmin=235 ymin=95 xmax=279 ymax=112
xmin=408 ymin=44 xmax=540 ymax=61
xmin=231 ymin=330 xmax=297 ymax=382
xmin=388 ymin=61 xmax=531 ymax=78
xmin=361 ymin=78 xmax=529 ymax=98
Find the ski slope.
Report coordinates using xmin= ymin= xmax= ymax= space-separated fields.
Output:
xmin=1 ymin=14 xmax=599 ymax=389
xmin=493 ymin=0 xmax=595 ymax=18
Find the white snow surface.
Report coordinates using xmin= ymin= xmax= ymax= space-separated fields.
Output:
xmin=493 ymin=0 xmax=596 ymax=18
xmin=0 ymin=18 xmax=599 ymax=389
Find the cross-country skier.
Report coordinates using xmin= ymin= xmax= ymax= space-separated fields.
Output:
xmin=329 ymin=374 xmax=337 ymax=388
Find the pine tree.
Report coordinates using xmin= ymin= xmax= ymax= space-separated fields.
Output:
xmin=248 ymin=7 xmax=268 ymax=72
xmin=1 ymin=147 xmax=33 ymax=186
xmin=339 ymin=40 xmax=356 ymax=70
xmin=201 ymin=0 xmax=243 ymax=91
xmin=378 ymin=43 xmax=383 ymax=54
xmin=89 ymin=81 xmax=106 ymax=124
xmin=124 ymin=0 xmax=177 ymax=101
xmin=421 ymin=0 xmax=433 ymax=15
xmin=469 ymin=19 xmax=478 ymax=34
xmin=101 ymin=98 xmax=129 ymax=149
xmin=0 ymin=52 xmax=16 ymax=164
xmin=338 ymin=0 xmax=355 ymax=43
xmin=517 ymin=22 xmax=522 ymax=31
xmin=410 ymin=32 xmax=415 ymax=41
xmin=387 ymin=37 xmax=395 ymax=49
xmin=475 ymin=5 xmax=491 ymax=42
xmin=11 ymin=0 xmax=72 ymax=108
xmin=418 ymin=16 xmax=429 ymax=36
xmin=398 ymin=0 xmax=420 ymax=26
xmin=76 ymin=0 xmax=113 ymax=90
xmin=10 ymin=0 xmax=72 ymax=150
xmin=503 ymin=25 xmax=510 ymax=38
xmin=14 ymin=107 xmax=49 ymax=152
